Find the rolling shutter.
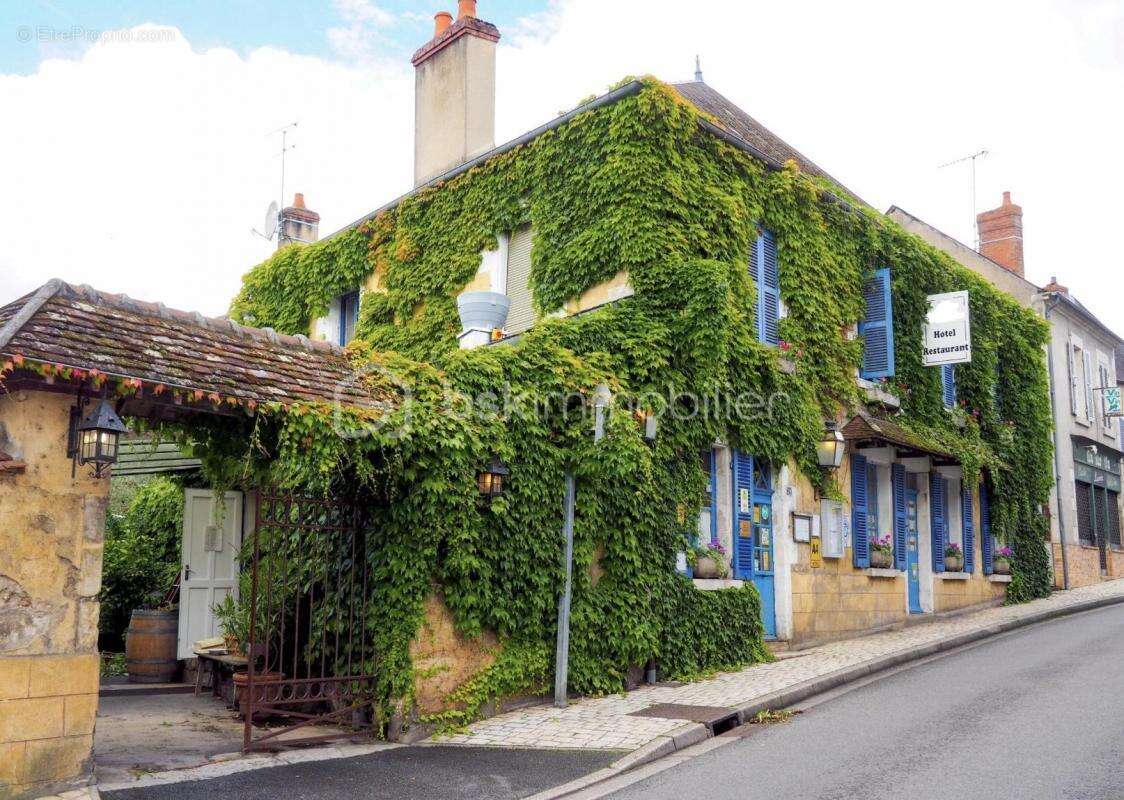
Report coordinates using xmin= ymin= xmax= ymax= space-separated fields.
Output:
xmin=851 ymin=453 xmax=870 ymax=569
xmin=980 ymin=481 xmax=993 ymax=575
xmin=892 ymin=464 xmax=908 ymax=571
xmin=962 ymin=482 xmax=975 ymax=574
xmin=941 ymin=365 xmax=957 ymax=409
xmin=752 ymin=228 xmax=780 ymax=346
xmin=930 ymin=472 xmax=946 ymax=573
xmin=860 ymin=268 xmax=895 ymax=379
xmin=504 ymin=225 xmax=536 ymax=334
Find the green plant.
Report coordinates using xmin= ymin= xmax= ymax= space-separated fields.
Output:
xmin=211 ymin=594 xmax=248 ymax=651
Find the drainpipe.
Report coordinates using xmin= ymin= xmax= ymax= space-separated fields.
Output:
xmin=1043 ymin=294 xmax=1070 ymax=589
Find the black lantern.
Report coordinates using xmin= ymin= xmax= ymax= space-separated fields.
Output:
xmin=75 ymin=399 xmax=129 ymax=477
xmin=817 ymin=421 xmax=846 ymax=470
xmin=477 ymin=456 xmax=510 ymax=498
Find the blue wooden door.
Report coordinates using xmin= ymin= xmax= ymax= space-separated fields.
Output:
xmin=733 ymin=450 xmax=776 ymax=638
xmin=906 ymin=489 xmax=922 ymax=613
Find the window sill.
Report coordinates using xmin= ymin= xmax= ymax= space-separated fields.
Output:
xmin=863 ymin=568 xmax=901 ymax=579
xmin=988 ymin=574 xmax=1012 ymax=583
xmin=939 ymin=571 xmax=971 ymax=580
xmin=856 ymin=378 xmax=901 ymax=409
xmin=692 ymin=578 xmax=744 ymax=591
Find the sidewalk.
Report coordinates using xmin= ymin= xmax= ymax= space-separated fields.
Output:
xmin=434 ymin=579 xmax=1124 ymax=753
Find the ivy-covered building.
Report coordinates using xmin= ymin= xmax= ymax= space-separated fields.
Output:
xmin=230 ymin=0 xmax=1054 ymax=671
xmin=891 ymin=202 xmax=1124 ymax=590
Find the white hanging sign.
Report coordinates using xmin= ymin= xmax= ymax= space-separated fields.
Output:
xmin=923 ymin=290 xmax=972 ymax=366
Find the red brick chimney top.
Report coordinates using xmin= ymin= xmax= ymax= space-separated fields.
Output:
xmin=282 ymin=192 xmax=320 ymax=224
xmin=977 ymin=190 xmax=1024 ymax=278
xmin=413 ymin=3 xmax=499 ymax=67
xmin=1042 ymin=275 xmax=1068 ymax=294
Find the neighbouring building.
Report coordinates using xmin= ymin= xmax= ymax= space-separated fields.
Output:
xmin=890 ymin=197 xmax=1124 ymax=589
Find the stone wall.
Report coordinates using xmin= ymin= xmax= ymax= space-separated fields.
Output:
xmin=408 ymin=591 xmax=498 ymax=716
xmin=1 ymin=391 xmax=108 ymax=800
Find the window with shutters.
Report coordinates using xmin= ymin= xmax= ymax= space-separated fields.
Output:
xmin=859 ymin=268 xmax=895 ymax=379
xmin=1070 ymin=337 xmax=1090 ymax=422
xmin=941 ymin=364 xmax=957 ymax=409
xmin=1097 ymin=356 xmax=1116 ymax=438
xmin=504 ymin=225 xmax=536 ymax=335
xmin=750 ymin=227 xmax=780 ymax=346
xmin=850 ymin=454 xmax=870 ymax=569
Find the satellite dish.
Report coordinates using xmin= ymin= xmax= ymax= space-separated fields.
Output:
xmin=265 ymin=201 xmax=279 ymax=238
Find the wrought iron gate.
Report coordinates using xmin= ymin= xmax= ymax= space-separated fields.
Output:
xmin=243 ymin=489 xmax=379 ymax=752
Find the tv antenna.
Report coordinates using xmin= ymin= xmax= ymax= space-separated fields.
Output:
xmin=939 ymin=149 xmax=989 ymax=248
xmin=252 ymin=122 xmax=298 ymax=242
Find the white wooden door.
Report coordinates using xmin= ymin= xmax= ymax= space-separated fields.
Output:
xmin=177 ymin=490 xmax=243 ymax=659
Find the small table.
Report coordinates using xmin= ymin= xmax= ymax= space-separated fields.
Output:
xmin=193 ymin=651 xmax=248 ymax=698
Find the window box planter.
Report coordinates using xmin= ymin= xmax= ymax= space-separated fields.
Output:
xmin=694 ymin=556 xmax=723 ymax=579
xmin=870 ymin=549 xmax=893 ymax=569
xmin=944 ymin=554 xmax=964 ymax=572
xmin=992 ymin=558 xmax=1011 ymax=575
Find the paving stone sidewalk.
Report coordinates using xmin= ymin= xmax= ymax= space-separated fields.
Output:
xmin=434 ymin=579 xmax=1124 ymax=752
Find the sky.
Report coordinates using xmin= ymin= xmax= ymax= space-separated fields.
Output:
xmin=1 ymin=0 xmax=1122 ymax=334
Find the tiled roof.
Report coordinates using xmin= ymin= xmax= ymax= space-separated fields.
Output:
xmin=0 ymin=280 xmax=385 ymax=410
xmin=672 ymin=80 xmax=863 ymax=204
xmin=842 ymin=412 xmax=954 ymax=460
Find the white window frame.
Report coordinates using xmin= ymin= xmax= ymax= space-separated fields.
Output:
xmin=481 ymin=233 xmax=510 ymax=296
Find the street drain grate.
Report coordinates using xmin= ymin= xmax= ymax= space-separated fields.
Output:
xmin=628 ymin=703 xmax=742 ymax=735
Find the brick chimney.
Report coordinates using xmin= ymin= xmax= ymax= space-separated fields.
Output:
xmin=279 ymin=193 xmax=320 ymax=249
xmin=412 ymin=2 xmax=500 ymax=186
xmin=976 ymin=191 xmax=1024 ymax=277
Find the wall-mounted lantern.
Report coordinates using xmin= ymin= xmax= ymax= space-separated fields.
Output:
xmin=69 ymin=398 xmax=129 ymax=478
xmin=476 ymin=456 xmax=510 ymax=499
xmin=817 ymin=421 xmax=846 ymax=470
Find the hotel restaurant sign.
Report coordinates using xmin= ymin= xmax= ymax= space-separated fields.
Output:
xmin=923 ymin=290 xmax=972 ymax=367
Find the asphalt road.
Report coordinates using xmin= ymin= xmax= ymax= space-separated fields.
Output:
xmin=102 ymin=745 xmax=618 ymax=800
xmin=608 ymin=604 xmax=1124 ymax=800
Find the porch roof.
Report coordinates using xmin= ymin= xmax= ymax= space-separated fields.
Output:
xmin=842 ymin=413 xmax=955 ymax=461
xmin=0 ymin=280 xmax=389 ymax=418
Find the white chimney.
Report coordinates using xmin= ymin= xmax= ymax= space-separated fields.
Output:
xmin=412 ymin=1 xmax=500 ymax=187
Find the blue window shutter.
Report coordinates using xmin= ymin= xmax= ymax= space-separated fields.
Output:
xmin=851 ymin=454 xmax=870 ymax=569
xmin=980 ymin=481 xmax=993 ymax=575
xmin=859 ymin=268 xmax=895 ymax=379
xmin=733 ymin=450 xmax=755 ymax=580
xmin=753 ymin=228 xmax=780 ymax=346
xmin=930 ymin=472 xmax=946 ymax=573
xmin=892 ymin=464 xmax=908 ymax=571
xmin=941 ymin=364 xmax=957 ymax=409
xmin=962 ymin=483 xmax=975 ymax=574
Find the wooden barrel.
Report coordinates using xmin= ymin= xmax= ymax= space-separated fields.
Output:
xmin=125 ymin=610 xmax=178 ymax=683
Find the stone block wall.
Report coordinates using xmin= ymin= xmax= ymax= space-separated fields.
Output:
xmin=1 ymin=391 xmax=108 ymax=799
xmin=408 ymin=591 xmax=498 ymax=716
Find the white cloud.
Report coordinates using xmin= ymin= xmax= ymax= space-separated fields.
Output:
xmin=327 ymin=0 xmax=401 ymax=61
xmin=2 ymin=0 xmax=1123 ymax=335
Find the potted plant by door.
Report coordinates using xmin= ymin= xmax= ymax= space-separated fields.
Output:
xmin=944 ymin=542 xmax=964 ymax=572
xmin=870 ymin=534 xmax=894 ymax=569
xmin=693 ymin=543 xmax=729 ymax=579
xmin=993 ymin=546 xmax=1012 ymax=575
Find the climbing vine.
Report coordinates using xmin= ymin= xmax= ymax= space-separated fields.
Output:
xmin=215 ymin=77 xmax=1053 ymax=727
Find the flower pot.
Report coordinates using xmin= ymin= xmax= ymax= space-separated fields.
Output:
xmin=945 ymin=554 xmax=963 ymax=572
xmin=870 ymin=549 xmax=893 ymax=569
xmin=694 ymin=556 xmax=720 ymax=579
xmin=993 ymin=558 xmax=1011 ymax=575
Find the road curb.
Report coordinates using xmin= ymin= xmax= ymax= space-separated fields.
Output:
xmin=521 ymin=723 xmax=708 ymax=800
xmin=533 ymin=591 xmax=1124 ymax=800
